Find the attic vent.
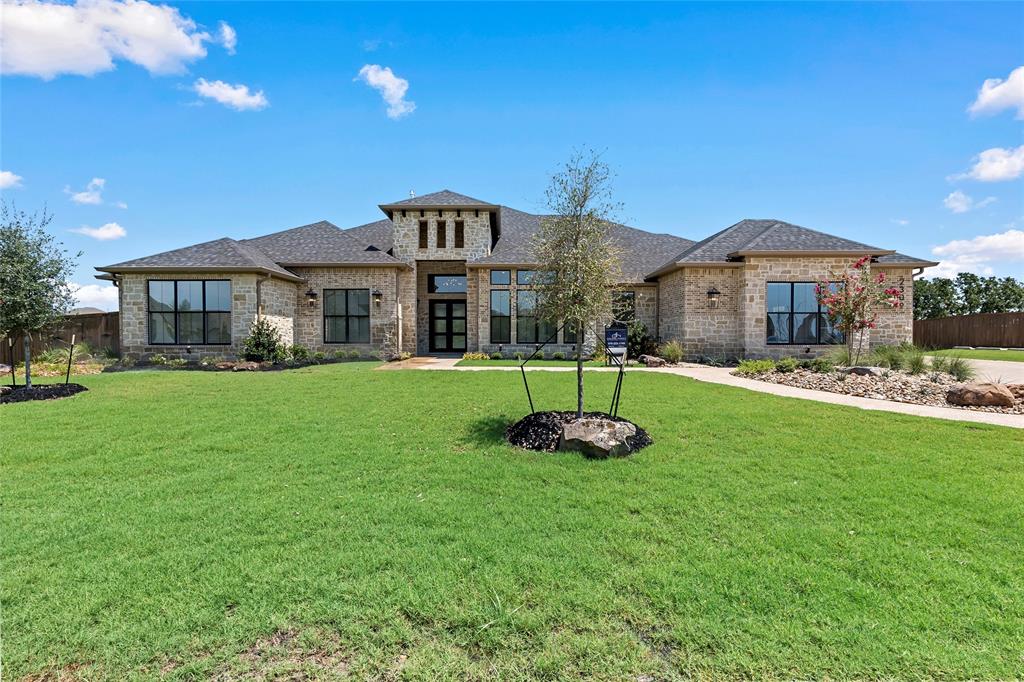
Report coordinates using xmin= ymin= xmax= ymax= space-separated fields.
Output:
xmin=365 ymin=245 xmax=380 ymax=251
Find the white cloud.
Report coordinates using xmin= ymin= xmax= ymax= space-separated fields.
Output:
xmin=65 ymin=177 xmax=105 ymax=204
xmin=218 ymin=21 xmax=236 ymax=55
xmin=889 ymin=218 xmax=909 ymax=226
xmin=70 ymin=221 xmax=126 ymax=240
xmin=193 ymin=78 xmax=268 ymax=111
xmin=930 ymin=229 xmax=1024 ymax=277
xmin=0 ymin=170 xmax=24 ymax=188
xmin=70 ymin=282 xmax=119 ymax=310
xmin=950 ymin=145 xmax=1024 ymax=182
xmin=943 ymin=190 xmax=997 ymax=214
xmin=0 ymin=0 xmax=220 ymax=79
xmin=115 ymin=200 xmax=128 ymax=209
xmin=968 ymin=66 xmax=1024 ymax=119
xmin=356 ymin=64 xmax=415 ymax=119
xmin=362 ymin=39 xmax=382 ymax=52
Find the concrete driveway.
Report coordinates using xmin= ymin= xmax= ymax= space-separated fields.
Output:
xmin=935 ymin=358 xmax=1024 ymax=384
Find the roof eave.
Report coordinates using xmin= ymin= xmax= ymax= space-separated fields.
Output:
xmin=728 ymin=249 xmax=895 ymax=258
xmin=878 ymin=260 xmax=940 ymax=268
xmin=644 ymin=260 xmax=745 ymax=280
xmin=278 ymin=261 xmax=409 ymax=269
xmin=378 ymin=204 xmax=500 ymax=219
xmin=94 ymin=265 xmax=305 ymax=282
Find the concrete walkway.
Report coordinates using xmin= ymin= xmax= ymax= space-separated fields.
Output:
xmin=384 ymin=356 xmax=1024 ymax=429
xmin=943 ymin=358 xmax=1024 ymax=384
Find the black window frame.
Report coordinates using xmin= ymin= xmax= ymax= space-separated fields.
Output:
xmin=490 ymin=269 xmax=511 ymax=285
xmin=323 ymin=288 xmax=371 ymax=344
xmin=515 ymin=290 xmax=556 ymax=344
xmin=147 ymin=279 xmax=231 ymax=346
xmin=516 ymin=270 xmax=536 ymax=285
xmin=489 ymin=290 xmax=511 ymax=344
xmin=427 ymin=274 xmax=467 ymax=294
xmin=766 ymin=281 xmax=844 ymax=346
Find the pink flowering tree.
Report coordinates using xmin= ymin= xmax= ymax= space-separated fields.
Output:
xmin=815 ymin=256 xmax=903 ymax=366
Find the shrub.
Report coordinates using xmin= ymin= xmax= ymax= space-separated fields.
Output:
xmin=735 ymin=358 xmax=776 ymax=376
xmin=312 ymin=351 xmax=327 ymax=363
xmin=489 ymin=351 xmax=503 ymax=360
xmin=396 ymin=351 xmax=412 ymax=361
xmin=776 ymin=357 xmax=798 ymax=373
xmin=946 ymin=356 xmax=975 ymax=382
xmin=166 ymin=358 xmax=188 ymax=368
xmin=551 ymin=351 xmax=566 ymax=360
xmin=930 ymin=355 xmax=951 ymax=373
xmin=699 ymin=354 xmax=725 ymax=368
xmin=333 ymin=350 xmax=348 ymax=360
xmin=626 ymin=321 xmax=657 ymax=359
xmin=592 ymin=349 xmax=607 ymax=364
xmin=827 ymin=346 xmax=853 ymax=367
xmin=872 ymin=345 xmax=906 ymax=370
xmin=149 ymin=354 xmax=167 ymax=365
xmin=513 ymin=351 xmax=526 ymax=361
xmin=242 ymin=318 xmax=286 ymax=363
xmin=462 ymin=352 xmax=489 ymax=360
xmin=907 ymin=352 xmax=927 ymax=375
xmin=810 ymin=356 xmax=835 ymax=373
xmin=347 ymin=349 xmax=361 ymax=359
xmin=535 ymin=350 xmax=546 ymax=361
xmin=289 ymin=345 xmax=310 ymax=362
xmin=658 ymin=340 xmax=684 ymax=364
xmin=119 ymin=356 xmax=136 ymax=368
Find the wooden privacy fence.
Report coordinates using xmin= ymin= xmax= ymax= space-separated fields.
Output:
xmin=1 ymin=312 xmax=119 ymax=366
xmin=913 ymin=312 xmax=1024 ymax=349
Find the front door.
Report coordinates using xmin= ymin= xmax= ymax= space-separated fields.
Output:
xmin=429 ymin=300 xmax=467 ymax=353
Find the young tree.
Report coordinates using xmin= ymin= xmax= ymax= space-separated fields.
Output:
xmin=534 ymin=150 xmax=622 ymax=418
xmin=0 ymin=204 xmax=80 ymax=388
xmin=815 ymin=257 xmax=903 ymax=366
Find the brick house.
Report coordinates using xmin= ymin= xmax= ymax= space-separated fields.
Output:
xmin=96 ymin=190 xmax=936 ymax=361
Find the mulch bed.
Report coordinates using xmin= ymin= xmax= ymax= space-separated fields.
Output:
xmin=506 ymin=410 xmax=653 ymax=453
xmin=1 ymin=383 xmax=89 ymax=404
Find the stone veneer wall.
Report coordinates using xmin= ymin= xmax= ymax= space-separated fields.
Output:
xmin=118 ymin=272 xmax=260 ymax=359
xmin=291 ymin=266 xmax=408 ymax=354
xmin=666 ymin=267 xmax=745 ymax=360
xmin=871 ymin=266 xmax=915 ymax=347
xmin=391 ymin=210 xmax=491 ymax=263
xmin=259 ymin=277 xmax=297 ymax=346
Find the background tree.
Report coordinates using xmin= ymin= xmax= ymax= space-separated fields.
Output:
xmin=913 ymin=274 xmax=1024 ymax=319
xmin=0 ymin=204 xmax=79 ymax=387
xmin=534 ymin=150 xmax=622 ymax=418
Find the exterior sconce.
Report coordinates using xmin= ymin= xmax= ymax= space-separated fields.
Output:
xmin=372 ymin=289 xmax=383 ymax=306
xmin=706 ymin=287 xmax=721 ymax=309
xmin=305 ymin=288 xmax=318 ymax=307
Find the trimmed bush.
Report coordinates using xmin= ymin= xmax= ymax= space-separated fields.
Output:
xmin=347 ymin=349 xmax=361 ymax=359
xmin=462 ymin=352 xmax=489 ymax=360
xmin=489 ymin=352 xmax=503 ymax=360
xmin=289 ymin=345 xmax=311 ymax=362
xmin=513 ymin=352 xmax=526 ymax=361
xmin=658 ymin=340 xmax=684 ymax=364
xmin=627 ymin=321 xmax=657 ymax=358
xmin=242 ymin=318 xmax=286 ymax=363
xmin=333 ymin=350 xmax=348 ymax=360
xmin=735 ymin=358 xmax=776 ymax=376
xmin=810 ymin=356 xmax=835 ymax=373
xmin=776 ymin=357 xmax=798 ymax=373
xmin=312 ymin=351 xmax=327 ymax=363
xmin=551 ymin=351 xmax=566 ymax=360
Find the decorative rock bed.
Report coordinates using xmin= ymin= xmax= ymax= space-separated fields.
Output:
xmin=0 ymin=383 xmax=88 ymax=404
xmin=736 ymin=367 xmax=1024 ymax=414
xmin=506 ymin=411 xmax=653 ymax=456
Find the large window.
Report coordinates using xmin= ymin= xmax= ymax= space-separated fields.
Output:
xmin=490 ymin=290 xmax=511 ymax=343
xmin=148 ymin=280 xmax=230 ymax=345
xmin=324 ymin=289 xmax=370 ymax=344
xmin=612 ymin=290 xmax=636 ymax=323
xmin=766 ymin=282 xmax=844 ymax=345
xmin=428 ymin=274 xmax=467 ymax=293
xmin=516 ymin=290 xmax=556 ymax=344
xmin=490 ymin=270 xmax=510 ymax=285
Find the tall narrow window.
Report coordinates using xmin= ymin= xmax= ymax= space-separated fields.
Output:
xmin=418 ymin=220 xmax=429 ymax=249
xmin=147 ymin=280 xmax=231 ymax=345
xmin=516 ymin=291 xmax=556 ymax=344
xmin=490 ymin=290 xmax=511 ymax=344
xmin=324 ymin=289 xmax=371 ymax=343
xmin=436 ymin=220 xmax=447 ymax=248
xmin=454 ymin=220 xmax=465 ymax=248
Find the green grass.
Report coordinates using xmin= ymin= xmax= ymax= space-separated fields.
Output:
xmin=3 ymin=363 xmax=1023 ymax=679
xmin=456 ymin=358 xmax=604 ymax=367
xmin=929 ymin=348 xmax=1024 ymax=362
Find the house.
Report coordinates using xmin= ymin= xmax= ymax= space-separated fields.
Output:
xmin=95 ymin=190 xmax=937 ymax=361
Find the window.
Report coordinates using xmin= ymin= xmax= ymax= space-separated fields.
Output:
xmin=324 ymin=289 xmax=370 ymax=343
xmin=766 ymin=282 xmax=844 ymax=345
xmin=418 ymin=221 xmax=429 ymax=249
xmin=490 ymin=270 xmax=510 ymax=285
xmin=454 ymin=220 xmax=465 ymax=248
xmin=427 ymin=274 xmax=467 ymax=293
xmin=516 ymin=290 xmax=556 ymax=344
xmin=148 ymin=280 xmax=231 ymax=345
xmin=516 ymin=270 xmax=536 ymax=285
xmin=490 ymin=290 xmax=511 ymax=344
xmin=612 ymin=290 xmax=636 ymax=323
xmin=563 ymin=322 xmax=578 ymax=345
xmin=436 ymin=220 xmax=447 ymax=248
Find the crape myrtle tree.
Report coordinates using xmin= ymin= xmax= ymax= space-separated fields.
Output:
xmin=534 ymin=150 xmax=622 ymax=419
xmin=0 ymin=203 xmax=80 ymax=388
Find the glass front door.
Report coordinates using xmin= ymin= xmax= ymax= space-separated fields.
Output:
xmin=429 ymin=300 xmax=467 ymax=353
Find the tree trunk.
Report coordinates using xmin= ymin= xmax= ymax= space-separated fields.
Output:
xmin=576 ymin=324 xmax=584 ymax=419
xmin=23 ymin=334 xmax=32 ymax=389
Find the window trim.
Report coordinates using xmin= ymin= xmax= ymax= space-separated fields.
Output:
xmin=490 ymin=269 xmax=511 ymax=285
xmin=765 ymin=281 xmax=844 ymax=346
xmin=147 ymin=279 xmax=232 ymax=346
xmin=489 ymin=289 xmax=511 ymax=344
xmin=323 ymin=288 xmax=371 ymax=345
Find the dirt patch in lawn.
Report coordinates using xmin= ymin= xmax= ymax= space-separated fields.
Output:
xmin=211 ymin=628 xmax=351 ymax=681
xmin=505 ymin=410 xmax=652 ymax=453
xmin=0 ymin=383 xmax=88 ymax=404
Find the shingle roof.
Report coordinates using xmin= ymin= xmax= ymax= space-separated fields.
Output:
xmin=876 ymin=252 xmax=939 ymax=267
xmin=380 ymin=189 xmax=497 ymax=209
xmin=241 ymin=220 xmax=404 ymax=266
xmin=468 ymin=207 xmax=695 ymax=284
xmin=98 ymin=237 xmax=302 ymax=280
xmin=343 ymin=219 xmax=394 ymax=253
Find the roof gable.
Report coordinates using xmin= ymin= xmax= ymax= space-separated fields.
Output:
xmin=380 ymin=189 xmax=497 ymax=209
xmin=98 ymin=237 xmax=301 ymax=280
xmin=241 ymin=220 xmax=402 ymax=265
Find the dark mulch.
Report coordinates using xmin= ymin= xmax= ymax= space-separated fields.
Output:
xmin=505 ymin=410 xmax=653 ymax=453
xmin=1 ymin=383 xmax=89 ymax=404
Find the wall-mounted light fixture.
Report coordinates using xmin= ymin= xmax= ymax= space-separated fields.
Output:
xmin=305 ymin=288 xmax=318 ymax=307
xmin=707 ymin=287 xmax=721 ymax=309
xmin=372 ymin=289 xmax=383 ymax=306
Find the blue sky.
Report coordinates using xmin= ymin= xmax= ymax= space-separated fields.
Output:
xmin=2 ymin=1 xmax=1022 ymax=309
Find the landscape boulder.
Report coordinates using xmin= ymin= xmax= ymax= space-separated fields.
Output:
xmin=558 ymin=417 xmax=638 ymax=458
xmin=1006 ymin=384 xmax=1024 ymax=401
xmin=945 ymin=382 xmax=1015 ymax=408
xmin=0 ymin=385 xmax=11 ymax=397
xmin=845 ymin=366 xmax=885 ymax=377
xmin=638 ymin=354 xmax=667 ymax=368
xmin=232 ymin=361 xmax=260 ymax=372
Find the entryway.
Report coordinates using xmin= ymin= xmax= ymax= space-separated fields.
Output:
xmin=428 ymin=300 xmax=467 ymax=353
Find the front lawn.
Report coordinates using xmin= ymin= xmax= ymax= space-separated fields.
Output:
xmin=456 ymin=358 xmax=604 ymax=367
xmin=929 ymin=348 xmax=1024 ymax=362
xmin=3 ymin=363 xmax=1022 ymax=679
